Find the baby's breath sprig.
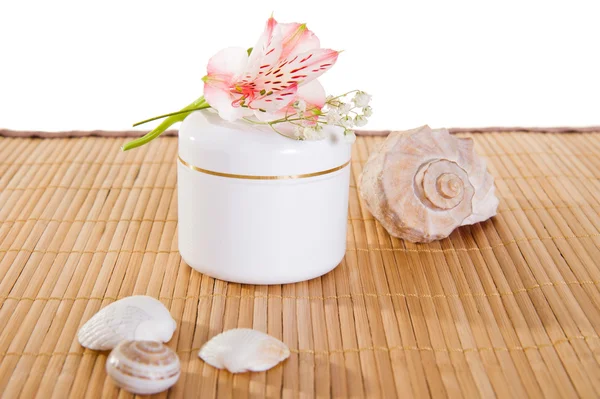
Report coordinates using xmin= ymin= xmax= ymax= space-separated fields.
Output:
xmin=242 ymin=90 xmax=373 ymax=143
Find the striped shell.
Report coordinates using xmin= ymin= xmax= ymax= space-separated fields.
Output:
xmin=78 ymin=295 xmax=176 ymax=350
xmin=199 ymin=328 xmax=290 ymax=373
xmin=359 ymin=125 xmax=498 ymax=242
xmin=106 ymin=340 xmax=180 ymax=395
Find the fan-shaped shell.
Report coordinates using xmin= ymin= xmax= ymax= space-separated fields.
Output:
xmin=78 ymin=295 xmax=177 ymax=350
xmin=199 ymin=328 xmax=290 ymax=373
xmin=106 ymin=340 xmax=180 ymax=395
xmin=359 ymin=125 xmax=498 ymax=243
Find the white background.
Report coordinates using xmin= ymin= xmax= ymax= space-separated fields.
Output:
xmin=1 ymin=0 xmax=599 ymax=132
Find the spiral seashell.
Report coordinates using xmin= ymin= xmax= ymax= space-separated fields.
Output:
xmin=78 ymin=295 xmax=177 ymax=350
xmin=359 ymin=125 xmax=498 ymax=242
xmin=199 ymin=328 xmax=290 ymax=373
xmin=106 ymin=340 xmax=180 ymax=395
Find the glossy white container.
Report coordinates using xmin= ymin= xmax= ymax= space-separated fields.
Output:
xmin=177 ymin=110 xmax=352 ymax=284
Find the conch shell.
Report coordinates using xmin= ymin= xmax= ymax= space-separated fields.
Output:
xmin=78 ymin=295 xmax=177 ymax=350
xmin=359 ymin=126 xmax=498 ymax=242
xmin=199 ymin=328 xmax=290 ymax=373
xmin=106 ymin=340 xmax=180 ymax=395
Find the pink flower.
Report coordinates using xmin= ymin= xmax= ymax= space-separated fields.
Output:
xmin=202 ymin=17 xmax=338 ymax=122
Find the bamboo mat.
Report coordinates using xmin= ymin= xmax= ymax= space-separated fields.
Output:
xmin=1 ymin=131 xmax=600 ymax=398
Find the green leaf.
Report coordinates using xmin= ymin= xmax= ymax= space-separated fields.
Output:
xmin=122 ymin=96 xmax=209 ymax=151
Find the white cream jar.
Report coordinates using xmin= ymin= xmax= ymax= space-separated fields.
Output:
xmin=177 ymin=110 xmax=351 ymax=284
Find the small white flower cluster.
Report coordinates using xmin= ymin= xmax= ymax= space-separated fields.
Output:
xmin=322 ymin=91 xmax=373 ymax=143
xmin=290 ymin=100 xmax=326 ymax=140
xmin=263 ymin=90 xmax=372 ymax=142
xmin=293 ymin=99 xmax=307 ymax=113
xmin=293 ymin=124 xmax=325 ymax=140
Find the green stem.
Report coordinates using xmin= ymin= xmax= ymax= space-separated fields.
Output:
xmin=327 ymin=90 xmax=360 ymax=102
xmin=269 ymin=123 xmax=298 ymax=140
xmin=132 ymin=102 xmax=207 ymax=127
xmin=122 ymin=96 xmax=210 ymax=151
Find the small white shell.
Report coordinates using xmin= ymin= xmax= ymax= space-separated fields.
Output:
xmin=78 ymin=295 xmax=177 ymax=350
xmin=106 ymin=340 xmax=180 ymax=395
xmin=199 ymin=328 xmax=290 ymax=373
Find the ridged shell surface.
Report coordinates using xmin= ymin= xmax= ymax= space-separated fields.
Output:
xmin=78 ymin=295 xmax=177 ymax=350
xmin=359 ymin=125 xmax=498 ymax=242
xmin=106 ymin=340 xmax=180 ymax=395
xmin=199 ymin=328 xmax=290 ymax=373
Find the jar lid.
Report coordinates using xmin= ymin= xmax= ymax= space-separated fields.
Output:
xmin=178 ymin=110 xmax=351 ymax=177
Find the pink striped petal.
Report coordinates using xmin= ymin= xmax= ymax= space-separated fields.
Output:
xmin=247 ymin=84 xmax=298 ymax=112
xmin=245 ymin=17 xmax=283 ymax=81
xmin=254 ymin=80 xmax=325 ymax=122
xmin=278 ymin=23 xmax=320 ymax=59
xmin=254 ymin=49 xmax=339 ymax=93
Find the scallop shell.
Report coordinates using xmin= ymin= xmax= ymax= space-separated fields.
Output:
xmin=78 ymin=295 xmax=177 ymax=350
xmin=359 ymin=125 xmax=498 ymax=243
xmin=199 ymin=328 xmax=290 ymax=373
xmin=106 ymin=340 xmax=180 ymax=395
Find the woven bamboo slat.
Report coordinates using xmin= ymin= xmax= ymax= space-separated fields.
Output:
xmin=0 ymin=131 xmax=599 ymax=398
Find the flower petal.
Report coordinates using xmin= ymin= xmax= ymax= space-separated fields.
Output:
xmin=247 ymin=84 xmax=298 ymax=112
xmin=203 ymin=84 xmax=252 ymax=122
xmin=245 ymin=17 xmax=283 ymax=81
xmin=254 ymin=80 xmax=325 ymax=122
xmin=278 ymin=23 xmax=320 ymax=59
xmin=296 ymin=79 xmax=326 ymax=108
xmin=253 ymin=107 xmax=292 ymax=122
xmin=206 ymin=47 xmax=249 ymax=81
xmin=254 ymin=49 xmax=339 ymax=93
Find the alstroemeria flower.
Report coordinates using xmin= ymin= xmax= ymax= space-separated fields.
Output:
xmin=202 ymin=17 xmax=339 ymax=122
xmin=123 ymin=16 xmax=370 ymax=150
